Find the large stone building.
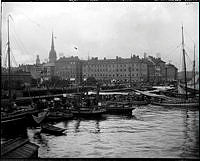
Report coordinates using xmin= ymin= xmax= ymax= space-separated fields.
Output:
xmin=55 ymin=56 xmax=82 ymax=84
xmin=82 ymin=55 xmax=148 ymax=84
xmin=18 ymin=55 xmax=43 ymax=80
xmin=142 ymin=56 xmax=166 ymax=84
xmin=165 ymin=63 xmax=178 ymax=82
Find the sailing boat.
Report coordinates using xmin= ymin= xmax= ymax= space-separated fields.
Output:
xmin=71 ymin=84 xmax=106 ymax=117
xmin=151 ymin=25 xmax=199 ymax=108
xmin=1 ymin=16 xmax=37 ymax=125
xmin=180 ymin=44 xmax=199 ymax=95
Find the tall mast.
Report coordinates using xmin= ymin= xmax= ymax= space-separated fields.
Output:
xmin=129 ymin=54 xmax=132 ymax=87
xmin=181 ymin=25 xmax=188 ymax=99
xmin=7 ymin=15 xmax=12 ymax=102
xmin=0 ymin=4 xmax=2 ymax=69
xmin=193 ymin=44 xmax=195 ymax=94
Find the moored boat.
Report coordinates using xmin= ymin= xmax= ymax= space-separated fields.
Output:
xmin=71 ymin=107 xmax=106 ymax=117
xmin=41 ymin=123 xmax=65 ymax=135
xmin=1 ymin=16 xmax=38 ymax=128
xmin=151 ymin=100 xmax=199 ymax=108
xmin=149 ymin=25 xmax=199 ymax=109
xmin=104 ymin=101 xmax=135 ymax=114
xmin=46 ymin=97 xmax=73 ymax=121
xmin=71 ymin=93 xmax=106 ymax=118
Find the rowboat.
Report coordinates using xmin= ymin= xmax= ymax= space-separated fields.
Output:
xmin=41 ymin=124 xmax=65 ymax=135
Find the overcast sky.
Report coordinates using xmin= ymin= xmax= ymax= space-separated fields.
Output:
xmin=1 ymin=2 xmax=199 ymax=71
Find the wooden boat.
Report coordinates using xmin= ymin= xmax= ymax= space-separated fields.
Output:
xmin=151 ymin=100 xmax=199 ymax=108
xmin=1 ymin=17 xmax=38 ymax=127
xmin=1 ymin=106 xmax=38 ymax=125
xmin=71 ymin=107 xmax=106 ymax=117
xmin=41 ymin=123 xmax=65 ymax=135
xmin=104 ymin=101 xmax=135 ymax=114
xmin=46 ymin=98 xmax=73 ymax=121
xmin=150 ymin=25 xmax=199 ymax=108
xmin=70 ymin=86 xmax=107 ymax=118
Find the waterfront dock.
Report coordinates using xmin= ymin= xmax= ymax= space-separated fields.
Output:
xmin=1 ymin=137 xmax=39 ymax=158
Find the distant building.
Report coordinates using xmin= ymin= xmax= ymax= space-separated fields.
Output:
xmin=18 ymin=62 xmax=43 ymax=80
xmin=55 ymin=56 xmax=82 ymax=84
xmin=42 ymin=62 xmax=56 ymax=80
xmin=165 ymin=63 xmax=178 ymax=82
xmin=1 ymin=70 xmax=32 ymax=89
xmin=82 ymin=55 xmax=148 ymax=84
xmin=142 ymin=56 xmax=166 ymax=84
xmin=36 ymin=55 xmax=40 ymax=65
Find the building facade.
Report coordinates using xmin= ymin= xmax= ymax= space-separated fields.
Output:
xmin=55 ymin=56 xmax=82 ymax=84
xmin=142 ymin=56 xmax=166 ymax=84
xmin=82 ymin=55 xmax=148 ymax=84
xmin=165 ymin=63 xmax=178 ymax=82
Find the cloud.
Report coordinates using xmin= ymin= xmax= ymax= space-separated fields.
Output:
xmin=2 ymin=2 xmax=199 ymax=71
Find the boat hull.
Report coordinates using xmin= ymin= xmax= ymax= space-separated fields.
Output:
xmin=105 ymin=107 xmax=134 ymax=115
xmin=41 ymin=124 xmax=65 ymax=135
xmin=71 ymin=109 xmax=106 ymax=117
xmin=151 ymin=101 xmax=199 ymax=108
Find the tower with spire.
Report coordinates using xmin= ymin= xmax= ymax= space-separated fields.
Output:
xmin=49 ymin=32 xmax=57 ymax=63
xmin=36 ymin=55 xmax=40 ymax=65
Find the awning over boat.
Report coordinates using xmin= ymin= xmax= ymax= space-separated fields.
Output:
xmin=134 ymin=90 xmax=170 ymax=99
xmin=152 ymin=86 xmax=175 ymax=91
xmin=88 ymin=91 xmax=129 ymax=95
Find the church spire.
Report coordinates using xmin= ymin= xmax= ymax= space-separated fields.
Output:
xmin=49 ymin=32 xmax=57 ymax=63
xmin=51 ymin=32 xmax=54 ymax=49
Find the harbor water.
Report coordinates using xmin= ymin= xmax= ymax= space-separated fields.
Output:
xmin=2 ymin=105 xmax=199 ymax=158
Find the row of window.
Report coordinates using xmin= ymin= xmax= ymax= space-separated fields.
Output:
xmin=83 ymin=73 xmax=141 ymax=77
xmin=83 ymin=68 xmax=139 ymax=72
xmin=83 ymin=63 xmax=141 ymax=68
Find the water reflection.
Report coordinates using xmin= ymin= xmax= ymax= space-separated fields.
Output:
xmin=94 ymin=121 xmax=100 ymax=134
xmin=74 ymin=119 xmax=102 ymax=134
xmin=180 ymin=109 xmax=199 ymax=158
xmin=74 ymin=119 xmax=81 ymax=133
